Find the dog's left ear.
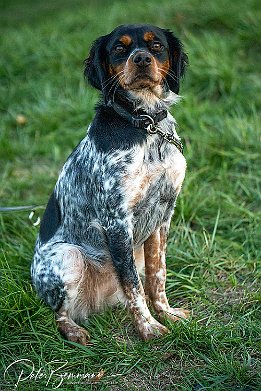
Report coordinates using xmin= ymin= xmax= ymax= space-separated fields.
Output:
xmin=84 ymin=34 xmax=109 ymax=91
xmin=164 ymin=30 xmax=188 ymax=94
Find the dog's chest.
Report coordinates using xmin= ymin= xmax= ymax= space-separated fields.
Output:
xmin=123 ymin=138 xmax=186 ymax=243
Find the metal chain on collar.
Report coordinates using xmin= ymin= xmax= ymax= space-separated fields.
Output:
xmin=141 ymin=114 xmax=184 ymax=154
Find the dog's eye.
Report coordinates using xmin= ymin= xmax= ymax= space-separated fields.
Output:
xmin=114 ymin=44 xmax=126 ymax=53
xmin=151 ymin=42 xmax=163 ymax=52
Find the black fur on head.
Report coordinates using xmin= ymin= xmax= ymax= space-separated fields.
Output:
xmin=84 ymin=25 xmax=188 ymax=97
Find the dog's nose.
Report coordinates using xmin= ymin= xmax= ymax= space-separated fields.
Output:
xmin=132 ymin=51 xmax=152 ymax=67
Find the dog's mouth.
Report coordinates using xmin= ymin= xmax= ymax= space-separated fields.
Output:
xmin=121 ymin=68 xmax=162 ymax=91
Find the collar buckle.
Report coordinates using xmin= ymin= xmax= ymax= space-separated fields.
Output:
xmin=139 ymin=114 xmax=158 ymax=134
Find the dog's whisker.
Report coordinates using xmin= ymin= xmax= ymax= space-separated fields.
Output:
xmin=112 ymin=75 xmax=126 ymax=102
xmin=106 ymin=73 xmax=125 ymax=103
xmin=165 ymin=70 xmax=179 ymax=83
xmin=112 ymin=80 xmax=122 ymax=103
xmin=104 ymin=72 xmax=125 ymax=97
xmin=107 ymin=78 xmax=121 ymax=100
xmin=102 ymin=71 xmax=124 ymax=90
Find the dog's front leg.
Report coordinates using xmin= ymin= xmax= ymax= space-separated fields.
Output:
xmin=144 ymin=225 xmax=189 ymax=322
xmin=107 ymin=222 xmax=169 ymax=340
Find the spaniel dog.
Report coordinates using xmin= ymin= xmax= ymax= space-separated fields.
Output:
xmin=31 ymin=24 xmax=189 ymax=345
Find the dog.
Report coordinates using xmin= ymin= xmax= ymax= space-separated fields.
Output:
xmin=31 ymin=24 xmax=189 ymax=345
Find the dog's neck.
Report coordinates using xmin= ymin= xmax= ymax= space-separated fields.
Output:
xmin=103 ymin=87 xmax=183 ymax=154
xmin=129 ymin=88 xmax=180 ymax=114
xmin=106 ymin=87 xmax=180 ymax=116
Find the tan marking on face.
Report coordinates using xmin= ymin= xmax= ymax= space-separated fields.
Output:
xmin=124 ymin=58 xmax=160 ymax=88
xmin=109 ymin=62 xmax=125 ymax=76
xmin=118 ymin=49 xmax=162 ymax=91
xmin=144 ymin=31 xmax=155 ymax=42
xmin=156 ymin=58 xmax=170 ymax=78
xmin=108 ymin=64 xmax=114 ymax=76
xmin=119 ymin=34 xmax=132 ymax=46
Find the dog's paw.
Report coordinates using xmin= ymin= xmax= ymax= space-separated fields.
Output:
xmin=160 ymin=307 xmax=190 ymax=322
xmin=137 ymin=317 xmax=170 ymax=341
xmin=57 ymin=319 xmax=91 ymax=346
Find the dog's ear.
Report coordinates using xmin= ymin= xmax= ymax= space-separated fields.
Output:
xmin=164 ymin=30 xmax=188 ymax=94
xmin=84 ymin=35 xmax=109 ymax=91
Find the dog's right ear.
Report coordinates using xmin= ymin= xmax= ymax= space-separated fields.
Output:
xmin=84 ymin=35 xmax=109 ymax=91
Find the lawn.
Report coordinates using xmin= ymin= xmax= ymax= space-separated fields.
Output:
xmin=0 ymin=0 xmax=260 ymax=390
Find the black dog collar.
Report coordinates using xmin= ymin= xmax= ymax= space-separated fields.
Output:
xmin=108 ymin=101 xmax=183 ymax=154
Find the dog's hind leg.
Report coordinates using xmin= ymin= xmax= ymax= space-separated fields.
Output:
xmin=32 ymin=244 xmax=92 ymax=344
xmin=56 ymin=311 xmax=91 ymax=345
xmin=53 ymin=246 xmax=92 ymax=345
xmin=32 ymin=243 xmax=118 ymax=345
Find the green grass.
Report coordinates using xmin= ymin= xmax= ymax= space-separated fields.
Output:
xmin=0 ymin=0 xmax=260 ymax=389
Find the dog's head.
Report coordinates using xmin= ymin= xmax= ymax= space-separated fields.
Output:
xmin=84 ymin=24 xmax=188 ymax=101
